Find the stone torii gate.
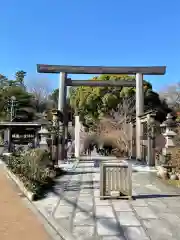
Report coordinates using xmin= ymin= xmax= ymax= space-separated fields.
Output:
xmin=37 ymin=64 xmax=166 ymax=163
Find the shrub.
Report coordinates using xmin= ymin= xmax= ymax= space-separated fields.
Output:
xmin=96 ymin=117 xmax=130 ymax=157
xmin=6 ymin=148 xmax=56 ymax=198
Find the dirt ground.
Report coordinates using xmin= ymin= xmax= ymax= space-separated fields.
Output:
xmin=0 ymin=167 xmax=50 ymax=240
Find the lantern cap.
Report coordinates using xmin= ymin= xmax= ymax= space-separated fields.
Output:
xmin=38 ymin=126 xmax=49 ymax=134
xmin=161 ymin=113 xmax=176 ymax=128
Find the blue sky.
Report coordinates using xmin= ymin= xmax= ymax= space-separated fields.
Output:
xmin=0 ymin=0 xmax=180 ymax=92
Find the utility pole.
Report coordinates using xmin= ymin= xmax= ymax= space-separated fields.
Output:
xmin=7 ymin=96 xmax=17 ymax=152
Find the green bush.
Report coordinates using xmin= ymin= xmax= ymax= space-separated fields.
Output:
xmin=7 ymin=149 xmax=56 ymax=198
xmin=22 ymin=148 xmax=51 ymax=167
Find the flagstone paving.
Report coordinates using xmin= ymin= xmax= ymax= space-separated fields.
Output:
xmin=34 ymin=157 xmax=180 ymax=240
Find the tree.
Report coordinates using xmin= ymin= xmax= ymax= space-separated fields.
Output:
xmin=0 ymin=74 xmax=8 ymax=88
xmin=49 ymin=88 xmax=59 ymax=108
xmin=0 ymin=72 xmax=36 ymax=121
xmin=0 ymin=85 xmax=35 ymax=121
xmin=69 ymin=74 xmax=166 ymax=128
xmin=15 ymin=70 xmax=26 ymax=89
xmin=159 ymin=83 xmax=180 ymax=111
xmin=0 ymin=71 xmax=26 ymax=89
xmin=49 ymin=88 xmax=75 ymax=122
xmin=0 ymin=73 xmax=18 ymax=88
xmin=27 ymin=79 xmax=52 ymax=113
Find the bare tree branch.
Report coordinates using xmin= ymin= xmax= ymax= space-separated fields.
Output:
xmin=27 ymin=78 xmax=52 ymax=112
xmin=112 ymin=95 xmax=136 ymax=123
xmin=96 ymin=95 xmax=136 ymax=156
xmin=159 ymin=83 xmax=180 ymax=110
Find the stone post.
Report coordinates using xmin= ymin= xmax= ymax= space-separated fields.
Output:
xmin=129 ymin=122 xmax=133 ymax=159
xmin=75 ymin=115 xmax=81 ymax=158
xmin=147 ymin=114 xmax=154 ymax=166
xmin=51 ymin=109 xmax=59 ymax=165
xmin=136 ymin=73 xmax=144 ymax=160
xmin=132 ymin=124 xmax=136 ymax=158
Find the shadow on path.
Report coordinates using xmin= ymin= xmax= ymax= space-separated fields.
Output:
xmin=66 ymin=171 xmax=95 ymax=175
xmin=51 ymin=175 xmax=180 ymax=240
xmin=134 ymin=194 xmax=180 ymax=199
xmin=52 ymin=188 xmax=127 ymax=240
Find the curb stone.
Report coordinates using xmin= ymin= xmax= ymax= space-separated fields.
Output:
xmin=33 ymin=205 xmax=76 ymax=240
xmin=5 ymin=167 xmax=35 ymax=201
xmin=21 ymin=197 xmax=64 ymax=240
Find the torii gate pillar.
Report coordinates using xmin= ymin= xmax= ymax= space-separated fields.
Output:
xmin=135 ymin=73 xmax=144 ymax=160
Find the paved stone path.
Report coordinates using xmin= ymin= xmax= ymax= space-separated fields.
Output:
xmin=34 ymin=156 xmax=180 ymax=240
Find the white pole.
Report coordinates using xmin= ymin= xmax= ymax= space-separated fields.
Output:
xmin=75 ymin=116 xmax=80 ymax=158
xmin=136 ymin=73 xmax=144 ymax=160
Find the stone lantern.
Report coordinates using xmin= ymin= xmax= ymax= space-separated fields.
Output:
xmin=52 ymin=109 xmax=58 ymax=126
xmin=38 ymin=126 xmax=49 ymax=150
xmin=38 ymin=113 xmax=50 ymax=151
xmin=160 ymin=113 xmax=177 ymax=164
